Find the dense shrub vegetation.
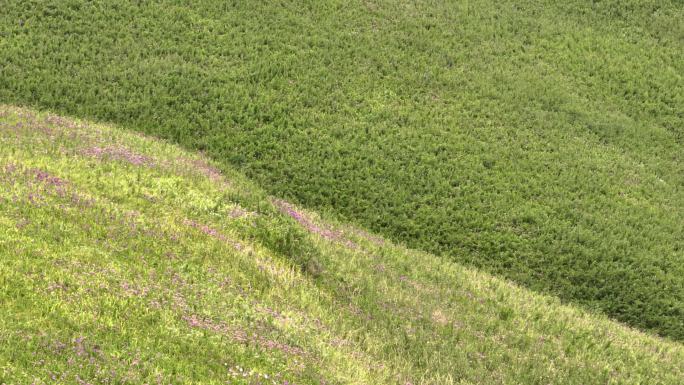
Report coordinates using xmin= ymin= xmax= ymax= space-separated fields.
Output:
xmin=2 ymin=106 xmax=684 ymax=384
xmin=1 ymin=0 xmax=682 ymax=340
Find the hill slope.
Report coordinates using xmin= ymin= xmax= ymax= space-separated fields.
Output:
xmin=2 ymin=106 xmax=684 ymax=384
xmin=1 ymin=0 xmax=683 ymax=340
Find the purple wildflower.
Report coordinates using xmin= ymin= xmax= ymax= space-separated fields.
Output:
xmin=81 ymin=145 xmax=154 ymax=167
xmin=183 ymin=219 xmax=242 ymax=250
xmin=33 ymin=169 xmax=67 ymax=188
xmin=186 ymin=158 xmax=224 ymax=181
xmin=272 ymin=199 xmax=357 ymax=248
xmin=183 ymin=313 xmax=307 ymax=357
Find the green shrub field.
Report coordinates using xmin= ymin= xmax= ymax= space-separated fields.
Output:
xmin=2 ymin=106 xmax=684 ymax=384
xmin=1 ymin=0 xmax=682 ymax=343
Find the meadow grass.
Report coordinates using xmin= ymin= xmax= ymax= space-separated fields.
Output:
xmin=1 ymin=106 xmax=684 ymax=384
xmin=1 ymin=0 xmax=683 ymax=341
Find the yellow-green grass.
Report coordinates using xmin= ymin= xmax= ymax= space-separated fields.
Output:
xmin=1 ymin=105 xmax=683 ymax=384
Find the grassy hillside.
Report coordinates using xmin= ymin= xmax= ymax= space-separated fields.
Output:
xmin=2 ymin=105 xmax=684 ymax=384
xmin=1 ymin=0 xmax=683 ymax=341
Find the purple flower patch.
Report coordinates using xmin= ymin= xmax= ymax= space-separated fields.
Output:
xmin=81 ymin=145 xmax=154 ymax=167
xmin=184 ymin=158 xmax=224 ymax=182
xmin=182 ymin=314 xmax=307 ymax=357
xmin=183 ymin=219 xmax=242 ymax=250
xmin=43 ymin=114 xmax=87 ymax=131
xmin=272 ymin=199 xmax=357 ymax=249
xmin=0 ymin=109 xmax=58 ymax=137
xmin=1 ymin=163 xmax=95 ymax=208
xmin=32 ymin=168 xmax=67 ymax=188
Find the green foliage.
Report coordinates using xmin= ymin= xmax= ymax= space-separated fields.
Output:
xmin=0 ymin=0 xmax=683 ymax=342
xmin=2 ymin=106 xmax=684 ymax=384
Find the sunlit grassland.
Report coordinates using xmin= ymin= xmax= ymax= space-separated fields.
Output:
xmin=1 ymin=106 xmax=684 ymax=384
xmin=1 ymin=0 xmax=682 ymax=340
